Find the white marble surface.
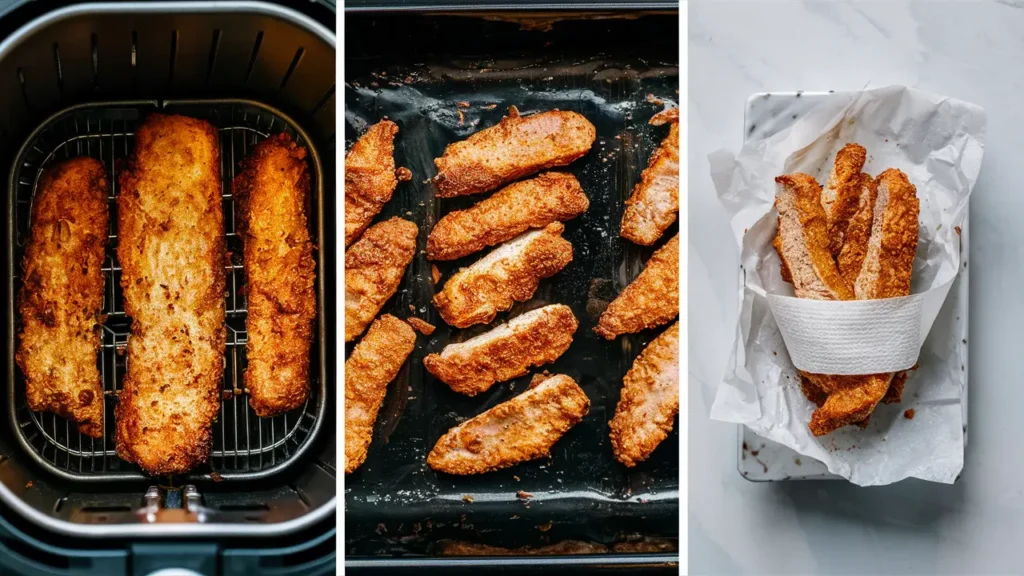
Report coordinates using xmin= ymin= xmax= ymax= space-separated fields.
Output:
xmin=689 ymin=1 xmax=1024 ymax=574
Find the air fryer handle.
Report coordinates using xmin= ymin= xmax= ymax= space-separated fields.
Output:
xmin=132 ymin=543 xmax=218 ymax=576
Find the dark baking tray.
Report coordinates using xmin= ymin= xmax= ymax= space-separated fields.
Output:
xmin=344 ymin=10 xmax=679 ymax=570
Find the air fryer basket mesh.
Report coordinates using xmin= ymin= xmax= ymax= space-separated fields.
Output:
xmin=8 ymin=99 xmax=327 ymax=483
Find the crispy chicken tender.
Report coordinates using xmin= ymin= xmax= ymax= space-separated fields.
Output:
xmin=791 ymin=166 xmax=919 ymax=436
xmin=836 ymin=173 xmax=878 ymax=286
xmin=17 ymin=157 xmax=108 ymax=438
xmin=424 ymin=304 xmax=577 ymax=396
xmin=609 ymin=322 xmax=679 ymax=467
xmin=822 ymin=143 xmax=867 ymax=256
xmin=344 ymin=314 xmax=416 ymax=474
xmin=115 ymin=114 xmax=226 ymax=475
xmin=433 ymin=222 xmax=573 ymax=328
xmin=772 ymin=174 xmax=854 ymax=300
xmin=345 ymin=120 xmax=400 ymax=246
xmin=234 ymin=133 xmax=316 ymax=417
xmin=620 ymin=109 xmax=679 ymax=245
xmin=433 ymin=107 xmax=596 ymax=198
xmin=426 ymin=172 xmax=588 ymax=261
xmin=344 ymin=217 xmax=418 ymax=342
xmin=427 ymin=374 xmax=589 ymax=475
xmin=595 ymin=235 xmax=679 ymax=339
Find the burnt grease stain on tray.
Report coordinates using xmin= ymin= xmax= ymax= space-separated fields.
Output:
xmin=345 ymin=13 xmax=678 ymax=556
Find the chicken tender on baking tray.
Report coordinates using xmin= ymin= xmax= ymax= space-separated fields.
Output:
xmin=433 ymin=222 xmax=573 ymax=328
xmin=115 ymin=114 xmax=226 ymax=476
xmin=595 ymin=234 xmax=679 ymax=340
xmin=17 ymin=157 xmax=108 ymax=439
xmin=609 ymin=321 xmax=679 ymax=467
xmin=344 ymin=314 xmax=417 ymax=474
xmin=345 ymin=217 xmax=418 ymax=342
xmin=423 ymin=303 xmax=577 ymax=396
xmin=426 ymin=172 xmax=588 ymax=261
xmin=433 ymin=107 xmax=596 ymax=198
xmin=345 ymin=120 xmax=402 ymax=246
xmin=620 ymin=107 xmax=680 ymax=246
xmin=234 ymin=133 xmax=316 ymax=417
xmin=427 ymin=374 xmax=589 ymax=475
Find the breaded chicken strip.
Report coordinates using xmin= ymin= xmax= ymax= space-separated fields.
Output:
xmin=620 ymin=108 xmax=679 ymax=245
xmin=427 ymin=374 xmax=589 ymax=474
xmin=772 ymin=174 xmax=854 ymax=300
xmin=345 ymin=120 xmax=400 ymax=246
xmin=116 ymin=114 xmax=226 ymax=475
xmin=854 ymin=169 xmax=919 ymax=300
xmin=427 ymin=172 xmax=588 ymax=261
xmin=344 ymin=314 xmax=416 ymax=474
xmin=836 ymin=173 xmax=877 ymax=287
xmin=804 ymin=168 xmax=919 ymax=436
xmin=434 ymin=107 xmax=596 ymax=198
xmin=17 ymin=157 xmax=108 ymax=438
xmin=821 ymin=143 xmax=867 ymax=256
xmin=609 ymin=321 xmax=679 ymax=467
xmin=433 ymin=222 xmax=572 ymax=328
xmin=234 ymin=133 xmax=316 ymax=417
xmin=424 ymin=304 xmax=577 ymax=396
xmin=595 ymin=235 xmax=679 ymax=339
xmin=344 ymin=217 xmax=417 ymax=342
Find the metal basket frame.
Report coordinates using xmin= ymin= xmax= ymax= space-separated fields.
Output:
xmin=6 ymin=98 xmax=328 ymax=483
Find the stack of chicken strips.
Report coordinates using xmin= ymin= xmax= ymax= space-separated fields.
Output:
xmin=16 ymin=114 xmax=317 ymax=476
xmin=772 ymin=143 xmax=920 ymax=436
xmin=343 ymin=103 xmax=681 ymax=475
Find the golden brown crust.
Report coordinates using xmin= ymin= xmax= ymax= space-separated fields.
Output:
xmin=115 ymin=114 xmax=226 ymax=475
xmin=805 ymin=372 xmax=893 ymax=436
xmin=609 ymin=322 xmax=679 ymax=467
xmin=424 ymin=304 xmax=577 ymax=396
xmin=433 ymin=108 xmax=596 ymax=198
xmin=836 ymin=173 xmax=877 ymax=286
xmin=823 ymin=143 xmax=867 ymax=255
xmin=439 ymin=540 xmax=609 ymax=556
xmin=620 ymin=120 xmax=679 ymax=246
xmin=433 ymin=222 xmax=573 ymax=328
xmin=855 ymin=168 xmax=919 ymax=300
xmin=426 ymin=172 xmax=588 ymax=261
xmin=17 ymin=157 xmax=108 ymax=438
xmin=427 ymin=374 xmax=589 ymax=474
xmin=233 ymin=133 xmax=316 ymax=417
xmin=344 ymin=315 xmax=416 ymax=474
xmin=773 ymin=174 xmax=854 ymax=301
xmin=884 ymin=370 xmax=909 ymax=404
xmin=344 ymin=217 xmax=418 ymax=342
xmin=649 ymin=106 xmax=680 ymax=126
xmin=595 ymin=235 xmax=679 ymax=339
xmin=345 ymin=120 xmax=399 ymax=246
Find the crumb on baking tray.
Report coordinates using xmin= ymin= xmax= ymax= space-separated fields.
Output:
xmin=904 ymin=409 xmax=915 ymax=419
xmin=407 ymin=317 xmax=436 ymax=336
xmin=396 ymin=167 xmax=412 ymax=181
xmin=431 ymin=264 xmax=442 ymax=284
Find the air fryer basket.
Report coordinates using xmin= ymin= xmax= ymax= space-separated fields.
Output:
xmin=1 ymin=1 xmax=335 ymax=539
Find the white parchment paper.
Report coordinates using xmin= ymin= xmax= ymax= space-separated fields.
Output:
xmin=710 ymin=86 xmax=986 ymax=486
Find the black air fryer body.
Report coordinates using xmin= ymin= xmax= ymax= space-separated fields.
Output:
xmin=0 ymin=1 xmax=337 ymax=574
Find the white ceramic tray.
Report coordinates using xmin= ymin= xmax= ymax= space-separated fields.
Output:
xmin=736 ymin=91 xmax=970 ymax=482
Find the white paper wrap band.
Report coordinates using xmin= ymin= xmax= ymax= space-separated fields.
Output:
xmin=767 ymin=276 xmax=955 ymax=374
